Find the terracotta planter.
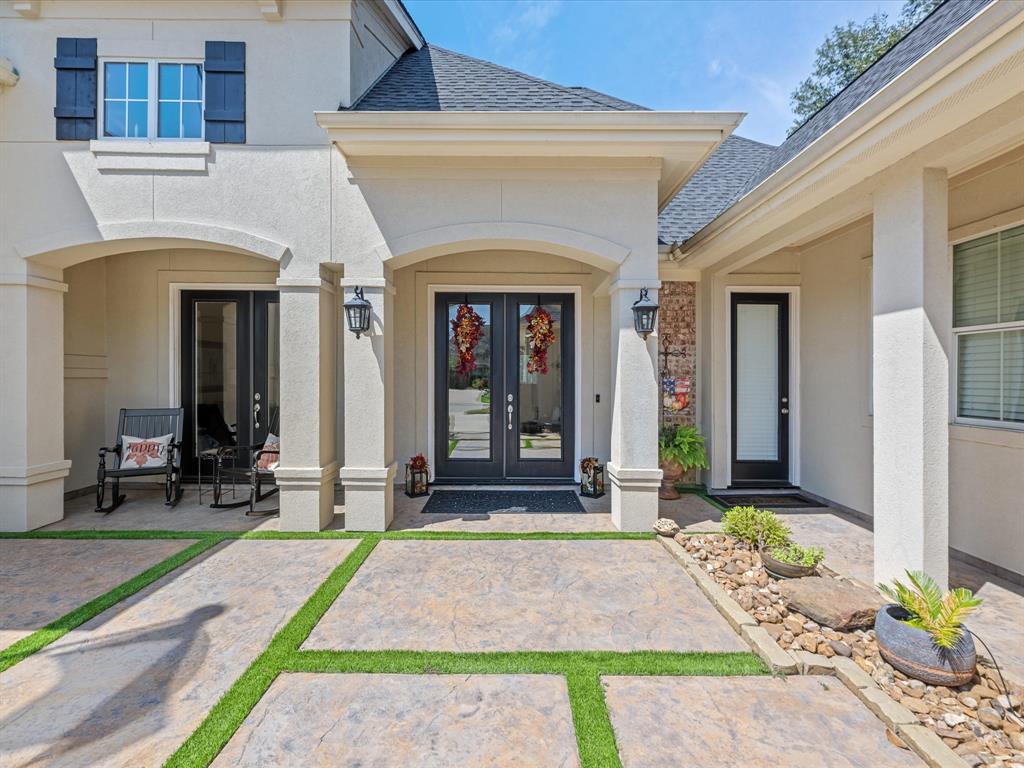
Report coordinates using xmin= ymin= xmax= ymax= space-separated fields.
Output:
xmin=875 ymin=604 xmax=977 ymax=686
xmin=658 ymin=459 xmax=683 ymax=500
xmin=760 ymin=548 xmax=817 ymax=579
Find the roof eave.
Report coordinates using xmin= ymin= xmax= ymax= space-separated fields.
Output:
xmin=676 ymin=0 xmax=1020 ymax=267
xmin=316 ymin=110 xmax=744 ymax=209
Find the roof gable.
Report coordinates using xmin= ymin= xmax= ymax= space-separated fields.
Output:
xmin=349 ymin=44 xmax=646 ymax=111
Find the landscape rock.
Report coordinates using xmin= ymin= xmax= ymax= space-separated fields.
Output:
xmin=779 ymin=576 xmax=884 ymax=631
xmin=653 ymin=518 xmax=680 ymax=537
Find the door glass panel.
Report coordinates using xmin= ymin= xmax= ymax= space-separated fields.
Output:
xmin=735 ymin=303 xmax=778 ymax=461
xmin=266 ymin=302 xmax=281 ymax=428
xmin=518 ymin=302 xmax=562 ymax=460
xmin=447 ymin=303 xmax=492 ymax=459
xmin=194 ymin=301 xmax=238 ymax=455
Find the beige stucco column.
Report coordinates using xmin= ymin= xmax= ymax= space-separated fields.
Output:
xmin=275 ymin=273 xmax=338 ymax=531
xmin=0 ymin=269 xmax=72 ymax=531
xmin=607 ymin=276 xmax=662 ymax=531
xmin=338 ymin=276 xmax=395 ymax=531
xmin=872 ymin=166 xmax=950 ymax=588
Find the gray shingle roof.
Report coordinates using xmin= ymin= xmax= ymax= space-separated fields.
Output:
xmin=673 ymin=0 xmax=994 ymax=246
xmin=349 ymin=44 xmax=646 ymax=111
xmin=657 ymin=135 xmax=776 ymax=246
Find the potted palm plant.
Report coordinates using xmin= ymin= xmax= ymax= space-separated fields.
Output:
xmin=875 ymin=570 xmax=982 ymax=686
xmin=657 ymin=425 xmax=709 ymax=500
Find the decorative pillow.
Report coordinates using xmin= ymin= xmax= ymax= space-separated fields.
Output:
xmin=121 ymin=433 xmax=173 ymax=469
xmin=257 ymin=433 xmax=280 ymax=471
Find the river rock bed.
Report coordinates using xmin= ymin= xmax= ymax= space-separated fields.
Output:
xmin=676 ymin=532 xmax=1024 ymax=767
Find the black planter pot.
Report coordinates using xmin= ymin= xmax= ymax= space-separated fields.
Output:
xmin=760 ymin=548 xmax=817 ymax=579
xmin=874 ymin=604 xmax=977 ymax=686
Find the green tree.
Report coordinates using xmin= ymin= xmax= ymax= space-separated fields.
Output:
xmin=789 ymin=0 xmax=942 ymax=132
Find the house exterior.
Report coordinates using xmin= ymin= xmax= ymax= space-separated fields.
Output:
xmin=0 ymin=0 xmax=1021 ymax=586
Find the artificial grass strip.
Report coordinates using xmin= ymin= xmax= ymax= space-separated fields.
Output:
xmin=3 ymin=529 xmax=654 ymax=541
xmin=0 ymin=529 xmax=237 ymax=540
xmin=285 ymin=649 xmax=767 ymax=677
xmin=567 ymin=667 xmax=621 ymax=768
xmin=0 ymin=536 xmax=223 ymax=674
xmin=163 ymin=535 xmax=381 ymax=768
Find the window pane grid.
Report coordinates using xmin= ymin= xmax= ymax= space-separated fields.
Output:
xmin=103 ymin=62 xmax=148 ymax=138
xmin=102 ymin=60 xmax=202 ymax=140
xmin=158 ymin=63 xmax=203 ymax=139
xmin=955 ymin=225 xmax=1024 ymax=427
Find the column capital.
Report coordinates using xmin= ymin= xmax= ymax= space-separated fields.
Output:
xmin=275 ymin=276 xmax=336 ymax=293
xmin=339 ymin=276 xmax=396 ymax=295
xmin=606 ymin=278 xmax=661 ymax=296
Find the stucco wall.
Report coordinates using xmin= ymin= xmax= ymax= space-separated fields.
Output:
xmin=391 ymin=250 xmax=611 ymax=475
xmin=798 ymin=221 xmax=874 ymax=516
xmin=63 ymin=259 xmax=108 ymax=492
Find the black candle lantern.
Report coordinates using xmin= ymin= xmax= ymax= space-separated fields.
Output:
xmin=579 ymin=457 xmax=605 ymax=498
xmin=631 ymin=287 xmax=658 ymax=339
xmin=344 ymin=287 xmax=372 ymax=338
xmin=405 ymin=455 xmax=429 ymax=498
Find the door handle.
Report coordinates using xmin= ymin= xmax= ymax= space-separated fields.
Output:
xmin=507 ymin=404 xmax=513 ymax=431
xmin=781 ymin=408 xmax=789 ymax=415
xmin=254 ymin=395 xmax=262 ymax=429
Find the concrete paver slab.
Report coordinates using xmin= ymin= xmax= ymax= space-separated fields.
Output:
xmin=212 ymin=673 xmax=580 ymax=767
xmin=0 ymin=539 xmax=356 ymax=768
xmin=0 ymin=538 xmax=194 ymax=651
xmin=604 ymin=675 xmax=924 ymax=768
xmin=305 ymin=539 xmax=746 ymax=652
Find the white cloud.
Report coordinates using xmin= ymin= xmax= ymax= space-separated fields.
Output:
xmin=491 ymin=0 xmax=563 ymax=47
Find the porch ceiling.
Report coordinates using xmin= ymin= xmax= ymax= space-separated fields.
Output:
xmin=315 ymin=110 xmax=744 ymax=210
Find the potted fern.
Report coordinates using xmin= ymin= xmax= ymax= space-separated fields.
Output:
xmin=657 ymin=425 xmax=709 ymax=500
xmin=875 ymin=570 xmax=982 ymax=686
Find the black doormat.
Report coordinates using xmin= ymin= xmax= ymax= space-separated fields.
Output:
xmin=708 ymin=493 xmax=824 ymax=509
xmin=421 ymin=490 xmax=586 ymax=515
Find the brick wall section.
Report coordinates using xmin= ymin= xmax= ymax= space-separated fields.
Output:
xmin=658 ymin=281 xmax=697 ymax=429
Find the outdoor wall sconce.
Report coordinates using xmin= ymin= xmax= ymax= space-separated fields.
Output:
xmin=344 ymin=287 xmax=372 ymax=338
xmin=631 ymin=287 xmax=659 ymax=339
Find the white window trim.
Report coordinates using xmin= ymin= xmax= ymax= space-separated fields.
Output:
xmin=98 ymin=56 xmax=205 ymax=141
xmin=951 ymin=221 xmax=1024 ymax=432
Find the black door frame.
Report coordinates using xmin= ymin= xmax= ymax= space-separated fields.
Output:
xmin=180 ymin=289 xmax=278 ymax=479
xmin=433 ymin=292 xmax=575 ymax=483
xmin=730 ymin=292 xmax=790 ymax=487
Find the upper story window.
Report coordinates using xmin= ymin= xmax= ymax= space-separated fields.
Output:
xmin=953 ymin=224 xmax=1024 ymax=428
xmin=101 ymin=60 xmax=204 ymax=139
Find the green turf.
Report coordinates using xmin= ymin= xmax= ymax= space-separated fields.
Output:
xmin=0 ymin=536 xmax=224 ymax=674
xmin=2 ymin=529 xmax=655 ymax=541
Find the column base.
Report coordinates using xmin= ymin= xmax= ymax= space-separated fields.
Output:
xmin=0 ymin=461 xmax=71 ymax=531
xmin=607 ymin=462 xmax=662 ymax=532
xmin=339 ymin=463 xmax=396 ymax=532
xmin=276 ymin=463 xmax=338 ymax=532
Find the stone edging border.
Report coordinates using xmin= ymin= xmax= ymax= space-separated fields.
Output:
xmin=658 ymin=535 xmax=969 ymax=768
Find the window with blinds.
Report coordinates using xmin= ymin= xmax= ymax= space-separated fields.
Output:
xmin=954 ymin=224 xmax=1024 ymax=427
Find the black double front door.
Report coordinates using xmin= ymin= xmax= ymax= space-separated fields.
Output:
xmin=435 ymin=293 xmax=575 ymax=482
xmin=180 ymin=290 xmax=279 ymax=478
xmin=730 ymin=292 xmax=790 ymax=486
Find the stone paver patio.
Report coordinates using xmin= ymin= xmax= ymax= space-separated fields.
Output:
xmin=0 ymin=538 xmax=193 ymax=651
xmin=10 ymin=494 xmax=1021 ymax=767
xmin=604 ymin=675 xmax=924 ymax=767
xmin=212 ymin=673 xmax=580 ymax=767
xmin=304 ymin=539 xmax=746 ymax=653
xmin=0 ymin=539 xmax=355 ymax=768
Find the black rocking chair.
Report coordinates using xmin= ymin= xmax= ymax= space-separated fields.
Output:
xmin=96 ymin=408 xmax=184 ymax=513
xmin=211 ymin=412 xmax=280 ymax=517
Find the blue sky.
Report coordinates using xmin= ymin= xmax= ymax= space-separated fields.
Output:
xmin=403 ymin=0 xmax=906 ymax=145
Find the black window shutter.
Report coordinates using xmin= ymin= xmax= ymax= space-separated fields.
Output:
xmin=204 ymin=41 xmax=245 ymax=144
xmin=54 ymin=38 xmax=97 ymax=140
